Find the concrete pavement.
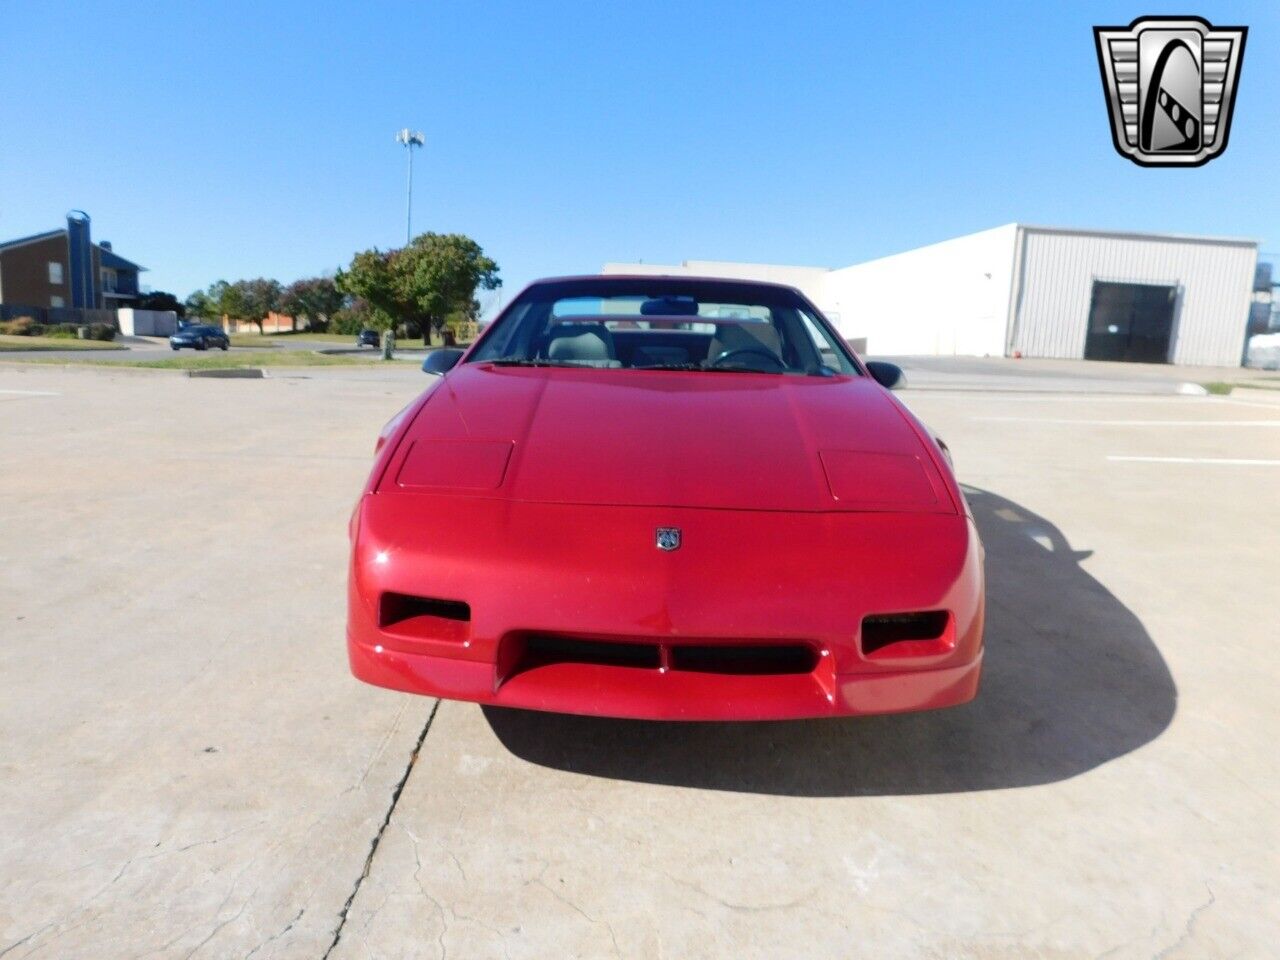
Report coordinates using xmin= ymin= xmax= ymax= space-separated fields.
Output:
xmin=0 ymin=365 xmax=429 ymax=957
xmin=2 ymin=363 xmax=1278 ymax=958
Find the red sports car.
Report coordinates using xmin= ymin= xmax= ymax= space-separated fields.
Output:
xmin=347 ymin=276 xmax=983 ymax=720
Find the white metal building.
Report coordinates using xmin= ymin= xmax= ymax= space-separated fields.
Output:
xmin=603 ymin=224 xmax=1261 ymax=367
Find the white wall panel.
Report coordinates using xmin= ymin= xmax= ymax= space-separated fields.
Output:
xmin=1011 ymin=228 xmax=1257 ymax=366
xmin=820 ymin=225 xmax=1018 ymax=356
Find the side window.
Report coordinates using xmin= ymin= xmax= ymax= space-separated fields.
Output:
xmin=48 ymin=261 xmax=63 ymax=284
xmin=799 ymin=310 xmax=856 ymax=373
xmin=50 ymin=295 xmax=65 ymax=308
xmin=470 ymin=301 xmax=533 ymax=361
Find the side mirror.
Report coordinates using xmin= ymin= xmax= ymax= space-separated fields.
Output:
xmin=422 ymin=348 xmax=464 ymax=375
xmin=865 ymin=361 xmax=906 ymax=390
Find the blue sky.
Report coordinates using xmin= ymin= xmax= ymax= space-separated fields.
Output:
xmin=1 ymin=1 xmax=1275 ymax=311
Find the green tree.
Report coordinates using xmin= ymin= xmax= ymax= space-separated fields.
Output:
xmin=335 ymin=251 xmax=400 ymax=332
xmin=206 ymin=280 xmax=230 ymax=313
xmin=281 ymin=276 xmax=344 ymax=332
xmin=136 ymin=290 xmax=186 ymax=317
xmin=327 ymin=304 xmax=371 ymax=335
xmin=211 ymin=278 xmax=281 ymax=333
xmin=183 ymin=289 xmax=216 ymax=320
xmin=215 ymin=280 xmax=247 ymax=326
xmin=241 ymin=278 xmax=283 ymax=334
xmin=396 ymin=233 xmax=500 ymax=341
xmin=336 ymin=233 xmax=500 ymax=342
xmin=185 ymin=281 xmax=232 ymax=322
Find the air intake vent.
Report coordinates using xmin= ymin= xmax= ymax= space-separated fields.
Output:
xmin=379 ymin=593 xmax=471 ymax=644
xmin=861 ymin=611 xmax=950 ymax=656
xmin=520 ymin=634 xmax=661 ymax=670
xmin=669 ymin=644 xmax=817 ymax=675
xmin=499 ymin=633 xmax=819 ymax=682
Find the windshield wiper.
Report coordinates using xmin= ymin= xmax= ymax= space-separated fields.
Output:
xmin=486 ymin=357 xmax=582 ymax=367
xmin=488 ymin=358 xmax=792 ymax=375
xmin=636 ymin=361 xmax=788 ymax=375
xmin=701 ymin=364 xmax=786 ymax=375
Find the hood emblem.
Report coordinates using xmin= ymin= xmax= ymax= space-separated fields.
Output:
xmin=655 ymin=527 xmax=681 ymax=551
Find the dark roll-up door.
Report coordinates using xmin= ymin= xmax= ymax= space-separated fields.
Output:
xmin=1084 ymin=281 xmax=1177 ymax=363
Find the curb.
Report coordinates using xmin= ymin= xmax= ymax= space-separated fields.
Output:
xmin=187 ymin=368 xmax=265 ymax=379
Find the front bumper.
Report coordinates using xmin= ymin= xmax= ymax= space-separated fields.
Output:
xmin=348 ymin=638 xmax=981 ymax=720
xmin=347 ymin=493 xmax=984 ymax=720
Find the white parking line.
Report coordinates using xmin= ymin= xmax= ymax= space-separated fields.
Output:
xmin=0 ymin=389 xmax=59 ymax=397
xmin=1220 ymin=397 xmax=1280 ymax=411
xmin=973 ymin=417 xmax=1280 ymax=426
xmin=917 ymin=394 xmax=1219 ymax=403
xmin=1107 ymin=456 xmax=1280 ymax=466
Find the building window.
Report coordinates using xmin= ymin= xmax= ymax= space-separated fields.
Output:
xmin=48 ymin=261 xmax=64 ymax=284
xmin=50 ymin=296 xmax=65 ymax=308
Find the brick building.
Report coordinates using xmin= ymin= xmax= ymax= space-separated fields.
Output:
xmin=0 ymin=212 xmax=146 ymax=317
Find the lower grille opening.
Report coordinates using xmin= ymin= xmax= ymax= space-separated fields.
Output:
xmin=380 ymin=592 xmax=471 ymax=629
xmin=669 ymin=644 xmax=817 ymax=675
xmin=521 ymin=634 xmax=661 ymax=670
xmin=861 ymin=611 xmax=949 ymax=656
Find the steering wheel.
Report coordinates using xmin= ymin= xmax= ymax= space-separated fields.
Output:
xmin=708 ymin=347 xmax=788 ymax=371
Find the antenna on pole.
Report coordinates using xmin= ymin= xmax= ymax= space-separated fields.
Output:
xmin=395 ymin=129 xmax=426 ymax=245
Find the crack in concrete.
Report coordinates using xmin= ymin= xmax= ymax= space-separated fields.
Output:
xmin=180 ymin=894 xmax=254 ymax=960
xmin=320 ymin=698 xmax=440 ymax=959
xmin=0 ymin=924 xmax=52 ymax=958
xmin=8 ymin=827 xmax=277 ymax=960
xmin=529 ymin=871 xmax=622 ymax=958
xmin=660 ymin=870 xmax=811 ymax=914
xmin=1153 ymin=883 xmax=1216 ymax=960
xmin=244 ymin=909 xmax=304 ymax=960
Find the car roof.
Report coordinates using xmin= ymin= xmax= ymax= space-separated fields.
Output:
xmin=508 ymin=275 xmax=816 ymax=311
xmin=529 ymin=273 xmax=806 ymax=294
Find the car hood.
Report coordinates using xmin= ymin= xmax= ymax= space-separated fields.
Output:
xmin=380 ymin=365 xmax=955 ymax=514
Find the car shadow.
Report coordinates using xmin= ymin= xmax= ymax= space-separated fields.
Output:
xmin=483 ymin=488 xmax=1176 ymax=796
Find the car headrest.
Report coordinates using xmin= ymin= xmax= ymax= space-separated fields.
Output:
xmin=710 ymin=322 xmax=782 ymax=357
xmin=543 ymin=323 xmax=616 ymax=362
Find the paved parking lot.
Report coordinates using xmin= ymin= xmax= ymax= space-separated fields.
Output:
xmin=1 ymin=362 xmax=1277 ymax=958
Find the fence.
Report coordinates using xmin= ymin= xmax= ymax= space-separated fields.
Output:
xmin=48 ymin=307 xmax=119 ymax=326
xmin=223 ymin=312 xmax=307 ymax=334
xmin=0 ymin=304 xmax=120 ymax=327
xmin=118 ymin=308 xmax=178 ymax=336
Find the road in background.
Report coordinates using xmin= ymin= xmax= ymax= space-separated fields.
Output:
xmin=876 ymin=354 xmax=1278 ymax=394
xmin=0 ymin=334 xmax=435 ymax=364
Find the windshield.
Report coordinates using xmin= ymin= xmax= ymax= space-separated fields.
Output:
xmin=469 ymin=279 xmax=858 ymax=376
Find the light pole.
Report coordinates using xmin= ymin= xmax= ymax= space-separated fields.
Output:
xmin=395 ymin=128 xmax=425 ymax=244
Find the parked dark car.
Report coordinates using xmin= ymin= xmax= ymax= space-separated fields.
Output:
xmin=170 ymin=325 xmax=230 ymax=351
xmin=356 ymin=329 xmax=381 ymax=348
